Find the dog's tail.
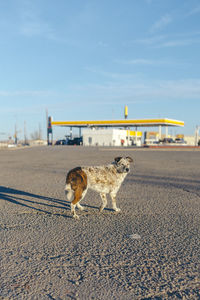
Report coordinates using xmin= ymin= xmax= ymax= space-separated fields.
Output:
xmin=64 ymin=183 xmax=74 ymax=201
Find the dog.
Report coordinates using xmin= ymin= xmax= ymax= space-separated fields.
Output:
xmin=65 ymin=156 xmax=133 ymax=219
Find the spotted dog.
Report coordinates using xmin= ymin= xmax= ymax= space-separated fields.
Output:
xmin=65 ymin=156 xmax=133 ymax=219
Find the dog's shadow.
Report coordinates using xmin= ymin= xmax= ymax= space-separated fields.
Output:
xmin=0 ymin=186 xmax=73 ymax=217
xmin=0 ymin=186 xmax=112 ymax=218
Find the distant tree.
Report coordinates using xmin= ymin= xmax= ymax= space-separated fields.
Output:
xmin=30 ymin=124 xmax=42 ymax=140
xmin=30 ymin=130 xmax=41 ymax=140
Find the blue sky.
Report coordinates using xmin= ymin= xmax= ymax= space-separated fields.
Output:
xmin=0 ymin=0 xmax=200 ymax=140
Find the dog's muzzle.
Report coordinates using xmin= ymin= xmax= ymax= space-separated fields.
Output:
xmin=117 ymin=167 xmax=129 ymax=173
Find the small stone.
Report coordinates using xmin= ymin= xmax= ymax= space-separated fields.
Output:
xmin=129 ymin=233 xmax=141 ymax=240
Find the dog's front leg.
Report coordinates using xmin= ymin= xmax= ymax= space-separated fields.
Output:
xmin=99 ymin=193 xmax=107 ymax=212
xmin=110 ymin=192 xmax=121 ymax=212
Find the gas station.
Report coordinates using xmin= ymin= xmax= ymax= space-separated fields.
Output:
xmin=47 ymin=117 xmax=184 ymax=146
xmin=47 ymin=105 xmax=184 ymax=145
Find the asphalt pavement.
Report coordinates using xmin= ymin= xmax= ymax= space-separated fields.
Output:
xmin=0 ymin=146 xmax=200 ymax=299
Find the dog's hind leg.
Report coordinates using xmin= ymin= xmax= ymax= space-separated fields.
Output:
xmin=99 ymin=193 xmax=107 ymax=212
xmin=77 ymin=189 xmax=87 ymax=211
xmin=110 ymin=192 xmax=121 ymax=212
xmin=71 ymin=187 xmax=86 ymax=219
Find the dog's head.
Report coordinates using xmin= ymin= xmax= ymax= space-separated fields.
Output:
xmin=114 ymin=156 xmax=133 ymax=174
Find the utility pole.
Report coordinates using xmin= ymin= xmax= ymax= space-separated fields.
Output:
xmin=195 ymin=126 xmax=200 ymax=146
xmin=14 ymin=123 xmax=18 ymax=144
xmin=24 ymin=121 xmax=28 ymax=144
xmin=38 ymin=123 xmax=42 ymax=140
xmin=46 ymin=109 xmax=48 ymax=144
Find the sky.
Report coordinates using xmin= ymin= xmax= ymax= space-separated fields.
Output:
xmin=0 ymin=0 xmax=200 ymax=141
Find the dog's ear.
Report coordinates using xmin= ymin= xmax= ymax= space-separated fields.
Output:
xmin=126 ymin=156 xmax=133 ymax=163
xmin=114 ymin=157 xmax=122 ymax=163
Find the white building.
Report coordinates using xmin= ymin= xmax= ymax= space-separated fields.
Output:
xmin=82 ymin=128 xmax=142 ymax=147
xmin=184 ymin=136 xmax=196 ymax=146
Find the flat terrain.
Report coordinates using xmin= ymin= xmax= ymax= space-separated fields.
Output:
xmin=0 ymin=146 xmax=200 ymax=299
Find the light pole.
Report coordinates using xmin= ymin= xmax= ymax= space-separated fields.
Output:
xmin=195 ymin=126 xmax=200 ymax=146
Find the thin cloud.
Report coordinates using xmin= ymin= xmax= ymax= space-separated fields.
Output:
xmin=115 ymin=58 xmax=189 ymax=67
xmin=116 ymin=59 xmax=154 ymax=65
xmin=187 ymin=5 xmax=200 ymax=16
xmin=155 ymin=31 xmax=200 ymax=48
xmin=19 ymin=11 xmax=55 ymax=39
xmin=85 ymin=67 xmax=140 ymax=80
xmin=2 ymin=79 xmax=199 ymax=105
xmin=157 ymin=38 xmax=200 ymax=48
xmin=97 ymin=41 xmax=108 ymax=47
xmin=131 ymin=35 xmax=167 ymax=46
xmin=0 ymin=90 xmax=56 ymax=97
xmin=67 ymin=78 xmax=200 ymax=102
xmin=18 ymin=5 xmax=81 ymax=45
xmin=20 ymin=20 xmax=53 ymax=38
xmin=133 ymin=31 xmax=200 ymax=48
xmin=114 ymin=58 xmax=178 ymax=66
xmin=150 ymin=14 xmax=172 ymax=33
xmin=17 ymin=1 xmax=56 ymax=40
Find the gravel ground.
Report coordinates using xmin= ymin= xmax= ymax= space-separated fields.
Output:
xmin=0 ymin=146 xmax=200 ymax=300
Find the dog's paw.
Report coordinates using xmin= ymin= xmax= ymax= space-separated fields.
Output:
xmin=99 ymin=206 xmax=105 ymax=213
xmin=77 ymin=205 xmax=85 ymax=211
xmin=73 ymin=214 xmax=80 ymax=220
xmin=114 ymin=208 xmax=121 ymax=212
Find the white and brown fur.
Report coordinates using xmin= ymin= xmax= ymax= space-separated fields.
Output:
xmin=65 ymin=156 xmax=133 ymax=219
